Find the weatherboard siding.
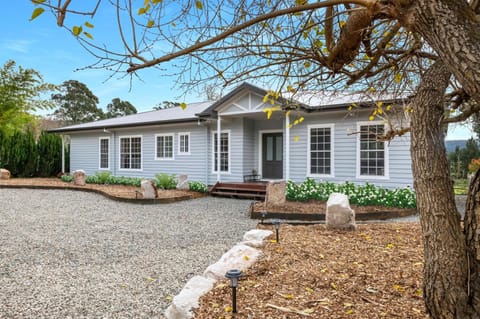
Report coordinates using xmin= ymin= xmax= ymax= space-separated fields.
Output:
xmin=69 ymin=124 xmax=209 ymax=182
xmin=207 ymin=118 xmax=245 ymax=184
xmin=288 ymin=110 xmax=413 ymax=188
xmin=70 ymin=133 xmax=109 ymax=174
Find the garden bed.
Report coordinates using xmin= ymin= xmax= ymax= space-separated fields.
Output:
xmin=251 ymin=201 xmax=417 ymax=221
xmin=0 ymin=178 xmax=206 ymax=203
xmin=194 ymin=223 xmax=427 ymax=318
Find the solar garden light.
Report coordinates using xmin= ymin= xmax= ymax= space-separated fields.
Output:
xmin=273 ymin=219 xmax=281 ymax=243
xmin=225 ymin=269 xmax=242 ymax=313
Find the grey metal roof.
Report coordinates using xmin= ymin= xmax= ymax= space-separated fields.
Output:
xmin=50 ymin=101 xmax=213 ymax=133
xmin=51 ymin=82 xmax=410 ymax=134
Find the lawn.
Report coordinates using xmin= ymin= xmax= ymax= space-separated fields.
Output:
xmin=453 ymin=179 xmax=469 ymax=195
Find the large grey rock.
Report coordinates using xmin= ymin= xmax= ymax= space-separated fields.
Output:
xmin=326 ymin=193 xmax=356 ymax=230
xmin=164 ymin=275 xmax=216 ymax=319
xmin=265 ymin=180 xmax=286 ymax=207
xmin=73 ymin=170 xmax=86 ymax=186
xmin=141 ymin=180 xmax=158 ymax=199
xmin=0 ymin=168 xmax=11 ymax=179
xmin=176 ymin=174 xmax=189 ymax=190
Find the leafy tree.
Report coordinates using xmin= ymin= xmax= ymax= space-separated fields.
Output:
xmin=31 ymin=0 xmax=480 ymax=316
xmin=0 ymin=60 xmax=56 ymax=136
xmin=153 ymin=101 xmax=180 ymax=110
xmin=104 ymin=98 xmax=137 ymax=118
xmin=449 ymin=139 xmax=480 ymax=178
xmin=51 ymin=80 xmax=103 ymax=124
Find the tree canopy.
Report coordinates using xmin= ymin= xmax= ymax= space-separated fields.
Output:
xmin=51 ymin=80 xmax=102 ymax=124
xmin=105 ymin=98 xmax=137 ymax=118
xmin=0 ymin=60 xmax=56 ymax=136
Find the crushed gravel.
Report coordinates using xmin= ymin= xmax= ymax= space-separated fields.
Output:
xmin=0 ymin=189 xmax=256 ymax=318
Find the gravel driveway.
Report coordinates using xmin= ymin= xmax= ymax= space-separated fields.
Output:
xmin=0 ymin=189 xmax=256 ymax=318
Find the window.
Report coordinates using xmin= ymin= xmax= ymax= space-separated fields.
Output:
xmin=213 ymin=131 xmax=229 ymax=172
xmin=99 ymin=137 xmax=110 ymax=169
xmin=179 ymin=133 xmax=190 ymax=155
xmin=120 ymin=136 xmax=142 ymax=170
xmin=358 ymin=123 xmax=387 ymax=177
xmin=308 ymin=125 xmax=333 ymax=176
xmin=156 ymin=134 xmax=174 ymax=159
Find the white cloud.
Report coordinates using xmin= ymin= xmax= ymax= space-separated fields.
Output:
xmin=1 ymin=39 xmax=35 ymax=53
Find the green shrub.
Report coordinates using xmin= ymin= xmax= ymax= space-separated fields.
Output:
xmin=189 ymin=181 xmax=208 ymax=193
xmin=154 ymin=173 xmax=177 ymax=190
xmin=60 ymin=174 xmax=73 ymax=183
xmin=286 ymin=178 xmax=416 ymax=209
xmin=94 ymin=171 xmax=113 ymax=184
xmin=37 ymin=132 xmax=62 ymax=177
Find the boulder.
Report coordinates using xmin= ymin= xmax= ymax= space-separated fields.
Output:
xmin=141 ymin=180 xmax=158 ymax=199
xmin=176 ymin=174 xmax=189 ymax=190
xmin=203 ymin=244 xmax=261 ymax=281
xmin=265 ymin=180 xmax=286 ymax=207
xmin=0 ymin=168 xmax=11 ymax=179
xmin=326 ymin=193 xmax=356 ymax=230
xmin=164 ymin=275 xmax=216 ymax=319
xmin=73 ymin=170 xmax=86 ymax=186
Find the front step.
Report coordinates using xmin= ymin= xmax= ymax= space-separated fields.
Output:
xmin=210 ymin=182 xmax=267 ymax=200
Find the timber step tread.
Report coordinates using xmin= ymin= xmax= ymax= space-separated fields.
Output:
xmin=210 ymin=182 xmax=267 ymax=200
xmin=211 ymin=191 xmax=265 ymax=199
xmin=214 ymin=186 xmax=266 ymax=192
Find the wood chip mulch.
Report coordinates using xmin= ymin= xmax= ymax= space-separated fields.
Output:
xmin=254 ymin=201 xmax=414 ymax=215
xmin=194 ymin=223 xmax=427 ymax=319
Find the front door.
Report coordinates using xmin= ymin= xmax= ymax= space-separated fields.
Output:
xmin=262 ymin=133 xmax=283 ymax=179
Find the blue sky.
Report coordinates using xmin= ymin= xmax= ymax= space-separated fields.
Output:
xmin=1 ymin=1 xmax=474 ymax=140
xmin=1 ymin=1 xmax=195 ymax=113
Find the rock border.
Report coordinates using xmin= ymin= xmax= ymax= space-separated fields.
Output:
xmin=0 ymin=184 xmax=201 ymax=204
xmin=164 ymin=229 xmax=273 ymax=319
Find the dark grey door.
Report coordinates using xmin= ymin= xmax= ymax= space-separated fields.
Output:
xmin=262 ymin=133 xmax=283 ymax=179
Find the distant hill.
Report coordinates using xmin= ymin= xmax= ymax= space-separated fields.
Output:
xmin=445 ymin=140 xmax=468 ymax=153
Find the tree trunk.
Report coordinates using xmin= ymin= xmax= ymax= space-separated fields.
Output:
xmin=464 ymin=169 xmax=480 ymax=312
xmin=410 ymin=61 xmax=479 ymax=318
xmin=408 ymin=0 xmax=480 ymax=103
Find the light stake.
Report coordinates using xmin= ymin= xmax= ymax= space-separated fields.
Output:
xmin=225 ymin=269 xmax=242 ymax=313
xmin=273 ymin=219 xmax=281 ymax=243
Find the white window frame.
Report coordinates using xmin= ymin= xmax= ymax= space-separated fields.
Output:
xmin=307 ymin=124 xmax=335 ymax=178
xmin=118 ymin=135 xmax=143 ymax=171
xmin=178 ymin=132 xmax=191 ymax=155
xmin=212 ymin=130 xmax=231 ymax=174
xmin=356 ymin=121 xmax=389 ymax=180
xmin=98 ymin=137 xmax=110 ymax=170
xmin=155 ymin=133 xmax=175 ymax=160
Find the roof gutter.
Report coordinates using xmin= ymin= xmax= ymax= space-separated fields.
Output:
xmin=48 ymin=118 xmax=205 ymax=134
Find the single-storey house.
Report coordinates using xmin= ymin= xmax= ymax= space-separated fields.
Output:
xmin=51 ymin=82 xmax=413 ymax=188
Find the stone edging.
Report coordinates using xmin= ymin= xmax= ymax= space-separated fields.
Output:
xmin=0 ymin=184 xmax=198 ymax=204
xmin=164 ymin=229 xmax=273 ymax=319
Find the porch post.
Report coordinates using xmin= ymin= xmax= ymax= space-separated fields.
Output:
xmin=285 ymin=112 xmax=290 ymax=181
xmin=217 ymin=115 xmax=221 ymax=182
xmin=61 ymin=134 xmax=65 ymax=173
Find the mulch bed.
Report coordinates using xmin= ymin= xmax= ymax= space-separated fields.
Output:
xmin=0 ymin=178 xmax=205 ymax=203
xmin=252 ymin=201 xmax=417 ymax=221
xmin=194 ymin=223 xmax=427 ymax=319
